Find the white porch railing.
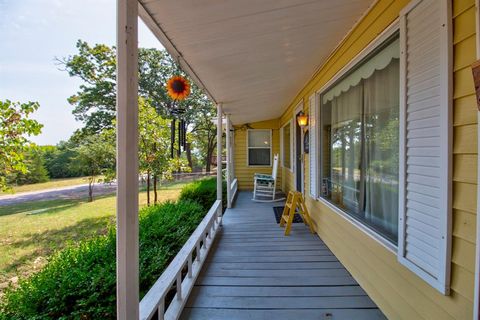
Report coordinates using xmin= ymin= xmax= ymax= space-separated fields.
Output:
xmin=139 ymin=200 xmax=222 ymax=320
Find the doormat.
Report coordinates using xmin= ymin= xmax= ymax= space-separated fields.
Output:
xmin=273 ymin=206 xmax=303 ymax=224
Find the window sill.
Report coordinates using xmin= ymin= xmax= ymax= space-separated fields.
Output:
xmin=315 ymin=197 xmax=397 ymax=254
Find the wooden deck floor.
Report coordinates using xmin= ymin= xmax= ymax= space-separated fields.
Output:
xmin=181 ymin=192 xmax=386 ymax=320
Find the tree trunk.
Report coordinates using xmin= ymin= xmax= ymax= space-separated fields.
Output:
xmin=146 ymin=171 xmax=150 ymax=206
xmin=88 ymin=178 xmax=94 ymax=202
xmin=186 ymin=142 xmax=193 ymax=169
xmin=153 ymin=174 xmax=158 ymax=204
xmin=206 ymin=156 xmax=211 ymax=173
xmin=206 ymin=139 xmax=216 ymax=173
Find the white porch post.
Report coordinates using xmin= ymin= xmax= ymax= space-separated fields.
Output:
xmin=116 ymin=0 xmax=139 ymax=319
xmin=225 ymin=114 xmax=232 ymax=208
xmin=216 ymin=104 xmax=223 ymax=207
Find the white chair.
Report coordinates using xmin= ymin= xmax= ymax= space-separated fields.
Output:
xmin=253 ymin=154 xmax=284 ymax=202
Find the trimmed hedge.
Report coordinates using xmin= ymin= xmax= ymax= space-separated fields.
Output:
xmin=0 ymin=179 xmax=223 ymax=319
xmin=179 ymin=177 xmax=226 ymax=210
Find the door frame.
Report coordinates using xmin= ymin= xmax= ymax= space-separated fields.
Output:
xmin=293 ymin=102 xmax=304 ymax=194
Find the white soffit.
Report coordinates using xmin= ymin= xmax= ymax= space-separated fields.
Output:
xmin=139 ymin=0 xmax=374 ymax=125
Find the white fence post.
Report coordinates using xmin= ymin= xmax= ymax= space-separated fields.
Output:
xmin=116 ymin=0 xmax=139 ymax=319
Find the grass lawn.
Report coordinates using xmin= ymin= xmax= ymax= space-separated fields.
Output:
xmin=0 ymin=176 xmax=98 ymax=194
xmin=0 ymin=181 xmax=186 ymax=293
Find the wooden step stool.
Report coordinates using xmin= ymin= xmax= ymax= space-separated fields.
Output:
xmin=279 ymin=191 xmax=315 ymax=236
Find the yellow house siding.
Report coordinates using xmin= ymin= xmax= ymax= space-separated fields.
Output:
xmin=273 ymin=0 xmax=477 ymax=319
xmin=233 ymin=119 xmax=282 ymax=190
xmin=281 ymin=168 xmax=294 ymax=193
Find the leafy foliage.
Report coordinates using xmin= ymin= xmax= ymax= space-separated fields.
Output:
xmin=60 ymin=41 xmax=213 ymax=136
xmin=42 ymin=142 xmax=84 ymax=179
xmin=179 ymin=178 xmax=226 ymax=210
xmin=137 ymin=98 xmax=178 ymax=184
xmin=60 ymin=40 xmax=218 ymax=174
xmin=60 ymin=41 xmax=117 ymax=135
xmin=74 ymin=133 xmax=115 ymax=201
xmin=0 ymin=183 xmax=215 ymax=319
xmin=189 ymin=105 xmax=217 ymax=172
xmin=7 ymin=146 xmax=49 ymax=186
xmin=0 ymin=100 xmax=43 ymax=192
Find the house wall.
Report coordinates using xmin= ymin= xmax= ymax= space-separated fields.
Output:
xmin=233 ymin=119 xmax=282 ymax=190
xmin=276 ymin=0 xmax=477 ymax=319
xmin=281 ymin=167 xmax=295 ymax=193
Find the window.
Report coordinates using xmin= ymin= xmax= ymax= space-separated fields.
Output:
xmin=320 ymin=34 xmax=400 ymax=243
xmin=247 ymin=130 xmax=271 ymax=166
xmin=282 ymin=122 xmax=291 ymax=169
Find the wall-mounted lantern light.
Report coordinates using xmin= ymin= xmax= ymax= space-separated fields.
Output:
xmin=296 ymin=111 xmax=308 ymax=128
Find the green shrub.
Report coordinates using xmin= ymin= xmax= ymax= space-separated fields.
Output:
xmin=178 ymin=178 xmax=226 ymax=210
xmin=0 ymin=200 xmax=204 ymax=320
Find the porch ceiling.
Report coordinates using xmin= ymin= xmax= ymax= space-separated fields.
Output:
xmin=139 ymin=0 xmax=374 ymax=125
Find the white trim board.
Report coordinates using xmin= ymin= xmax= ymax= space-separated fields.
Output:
xmin=280 ymin=121 xmax=293 ymax=172
xmin=293 ymin=102 xmax=305 ymax=194
xmin=316 ymin=197 xmax=397 ymax=253
xmin=474 ymin=0 xmax=480 ymax=318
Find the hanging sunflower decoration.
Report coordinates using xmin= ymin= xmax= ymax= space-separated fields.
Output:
xmin=166 ymin=75 xmax=190 ymax=159
xmin=166 ymin=75 xmax=190 ymax=101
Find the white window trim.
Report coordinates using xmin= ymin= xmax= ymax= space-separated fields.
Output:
xmin=474 ymin=0 xmax=480 ymax=317
xmin=294 ymin=102 xmax=304 ymax=193
xmin=314 ymin=19 xmax=400 ymax=249
xmin=309 ymin=92 xmax=320 ymax=199
xmin=246 ymin=129 xmax=272 ymax=167
xmin=316 ymin=197 xmax=397 ymax=253
xmin=280 ymin=121 xmax=293 ymax=171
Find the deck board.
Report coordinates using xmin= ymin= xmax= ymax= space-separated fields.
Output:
xmin=180 ymin=192 xmax=386 ymax=320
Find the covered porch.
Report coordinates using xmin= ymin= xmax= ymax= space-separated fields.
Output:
xmin=180 ymin=192 xmax=385 ymax=320
xmin=115 ymin=0 xmax=479 ymax=319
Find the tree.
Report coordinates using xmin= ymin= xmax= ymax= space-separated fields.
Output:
xmin=42 ymin=141 xmax=84 ymax=178
xmin=7 ymin=146 xmax=49 ymax=185
xmin=58 ymin=41 xmax=116 ymax=135
xmin=74 ymin=133 xmax=115 ymax=202
xmin=59 ymin=41 xmax=210 ymax=134
xmin=59 ymin=41 xmax=217 ymax=172
xmin=0 ymin=100 xmax=43 ymax=192
xmin=137 ymin=99 xmax=172 ymax=205
xmin=190 ymin=105 xmax=217 ymax=172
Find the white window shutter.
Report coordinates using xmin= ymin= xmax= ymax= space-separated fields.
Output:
xmin=309 ymin=94 xmax=317 ymax=198
xmin=398 ymin=0 xmax=452 ymax=294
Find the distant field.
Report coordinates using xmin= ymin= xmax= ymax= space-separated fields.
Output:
xmin=0 ymin=181 xmax=186 ymax=294
xmin=1 ymin=176 xmax=98 ymax=194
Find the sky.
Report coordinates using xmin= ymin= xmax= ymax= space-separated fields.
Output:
xmin=0 ymin=0 xmax=164 ymax=145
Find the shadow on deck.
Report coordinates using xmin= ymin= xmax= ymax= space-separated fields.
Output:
xmin=181 ymin=192 xmax=386 ymax=320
